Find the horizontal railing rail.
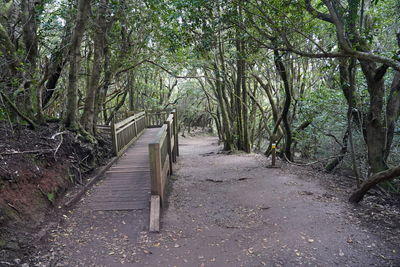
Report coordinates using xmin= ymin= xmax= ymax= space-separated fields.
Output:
xmin=96 ymin=124 xmax=111 ymax=134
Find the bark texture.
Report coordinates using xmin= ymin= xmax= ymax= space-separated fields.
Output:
xmin=64 ymin=0 xmax=91 ymax=130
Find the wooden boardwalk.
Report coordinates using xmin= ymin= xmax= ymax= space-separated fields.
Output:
xmin=88 ymin=128 xmax=160 ymax=211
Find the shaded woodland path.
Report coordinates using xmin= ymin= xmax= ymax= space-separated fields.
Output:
xmin=33 ymin=134 xmax=400 ymax=266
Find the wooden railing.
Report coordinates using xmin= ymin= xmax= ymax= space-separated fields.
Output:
xmin=96 ymin=124 xmax=111 ymax=134
xmin=148 ymin=109 xmax=178 ymax=232
xmin=110 ymin=111 xmax=146 ymax=156
xmin=148 ymin=110 xmax=178 ymax=201
xmin=146 ymin=110 xmax=170 ymax=128
xmin=97 ymin=109 xmax=179 ymax=232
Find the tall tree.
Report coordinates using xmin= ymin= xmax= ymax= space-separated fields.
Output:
xmin=64 ymin=0 xmax=91 ymax=130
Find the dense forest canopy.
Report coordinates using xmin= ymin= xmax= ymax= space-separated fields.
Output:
xmin=1 ymin=0 xmax=400 ymax=201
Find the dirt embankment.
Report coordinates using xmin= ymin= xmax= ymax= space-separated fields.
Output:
xmin=0 ymin=123 xmax=112 ymax=264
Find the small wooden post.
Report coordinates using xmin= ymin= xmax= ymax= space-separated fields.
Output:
xmin=271 ymin=143 xmax=276 ymax=166
xmin=171 ymin=115 xmax=176 ymax=163
xmin=111 ymin=117 xmax=118 ymax=156
xmin=172 ymin=109 xmax=179 ymax=157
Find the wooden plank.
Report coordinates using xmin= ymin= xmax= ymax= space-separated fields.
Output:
xmin=106 ymin=170 xmax=151 ymax=173
xmin=93 ymin=191 xmax=149 ymax=195
xmin=91 ymin=198 xmax=149 ymax=203
xmin=161 ymin=154 xmax=170 ymax=203
xmin=149 ymin=195 xmax=160 ymax=232
xmin=108 ymin=167 xmax=149 ymax=171
xmin=166 ymin=120 xmax=173 ymax=175
xmin=92 ymin=195 xmax=149 ymax=200
xmin=91 ymin=196 xmax=150 ymax=202
xmin=149 ymin=142 xmax=162 ymax=196
xmin=92 ymin=202 xmax=147 ymax=211
xmin=151 ymin=124 xmax=168 ymax=144
xmin=172 ymin=109 xmax=179 ymax=157
xmin=95 ymin=187 xmax=150 ymax=191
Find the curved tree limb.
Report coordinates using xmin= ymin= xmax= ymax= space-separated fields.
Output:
xmin=349 ymin=165 xmax=400 ymax=203
xmin=0 ymin=92 xmax=38 ymax=129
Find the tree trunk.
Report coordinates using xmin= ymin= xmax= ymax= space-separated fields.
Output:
xmin=384 ymin=70 xmax=400 ymax=159
xmin=235 ymin=38 xmax=244 ymax=150
xmin=94 ymin=35 xmax=112 ymax=127
xmin=216 ymin=74 xmax=234 ymax=151
xmin=81 ymin=0 xmax=107 ymax=134
xmin=63 ymin=0 xmax=91 ymax=130
xmin=21 ymin=0 xmax=39 ymax=118
xmin=360 ymin=60 xmax=388 ymax=174
xmin=385 ymin=33 xmax=400 ymax=157
xmin=42 ymin=26 xmax=72 ymax=109
xmin=274 ymin=50 xmax=293 ymax=161
xmin=241 ymin=42 xmax=250 ymax=152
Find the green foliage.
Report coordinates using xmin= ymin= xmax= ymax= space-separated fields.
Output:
xmin=47 ymin=192 xmax=55 ymax=202
xmin=0 ymin=107 xmax=7 ymax=121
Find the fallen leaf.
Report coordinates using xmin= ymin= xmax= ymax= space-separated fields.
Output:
xmin=143 ymin=249 xmax=152 ymax=254
xmin=339 ymin=249 xmax=344 ymax=257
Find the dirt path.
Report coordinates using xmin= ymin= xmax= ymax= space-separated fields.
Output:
xmin=32 ymin=134 xmax=399 ymax=266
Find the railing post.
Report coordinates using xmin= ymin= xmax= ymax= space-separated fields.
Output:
xmin=171 ymin=116 xmax=176 ymax=163
xmin=111 ymin=116 xmax=118 ymax=156
xmin=134 ymin=120 xmax=138 ymax=137
xmin=166 ymin=120 xmax=173 ymax=175
xmin=149 ymin=143 xmax=162 ymax=200
xmin=172 ymin=109 xmax=179 ymax=157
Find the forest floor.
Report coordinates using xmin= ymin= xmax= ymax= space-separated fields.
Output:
xmin=0 ymin=123 xmax=112 ymax=266
xmin=21 ymin=132 xmax=399 ymax=267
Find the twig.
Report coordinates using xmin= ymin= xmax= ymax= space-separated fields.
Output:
xmin=51 ymin=131 xmax=68 ymax=160
xmin=325 ymin=133 xmax=343 ymax=148
xmin=51 ymin=131 xmax=68 ymax=139
xmin=71 ymin=165 xmax=83 ymax=184
xmin=283 ymin=154 xmax=345 ymax=166
xmin=53 ymin=136 xmax=64 ymax=160
xmin=7 ymin=202 xmax=20 ymax=214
